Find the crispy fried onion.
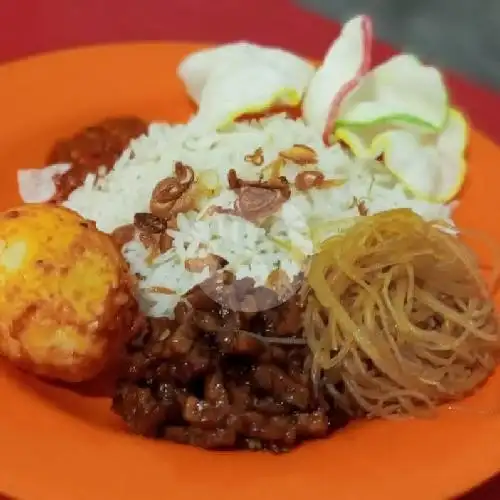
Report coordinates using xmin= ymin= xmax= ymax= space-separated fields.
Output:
xmin=150 ymin=162 xmax=196 ymax=219
xmin=244 ymin=147 xmax=265 ymax=166
xmin=226 ymin=169 xmax=291 ymax=221
xmin=117 ymin=162 xmax=196 ymax=258
xmin=295 ymin=171 xmax=345 ymax=191
xmin=279 ymin=144 xmax=318 ymax=165
xmin=133 ymin=213 xmax=175 ymax=259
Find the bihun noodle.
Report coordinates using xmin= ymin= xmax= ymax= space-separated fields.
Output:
xmin=303 ymin=209 xmax=500 ymax=418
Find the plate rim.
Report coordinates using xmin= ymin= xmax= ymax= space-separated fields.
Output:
xmin=0 ymin=41 xmax=499 ymax=500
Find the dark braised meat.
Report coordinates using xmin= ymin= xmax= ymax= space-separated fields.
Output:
xmin=112 ymin=282 xmax=349 ymax=452
xmin=48 ymin=116 xmax=149 ymax=202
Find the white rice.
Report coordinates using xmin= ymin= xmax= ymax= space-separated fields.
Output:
xmin=62 ymin=114 xmax=454 ymax=318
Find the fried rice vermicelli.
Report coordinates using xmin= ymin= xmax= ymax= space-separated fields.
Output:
xmin=304 ymin=209 xmax=500 ymax=417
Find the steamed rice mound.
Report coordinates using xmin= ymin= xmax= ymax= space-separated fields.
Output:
xmin=64 ymin=115 xmax=455 ymax=319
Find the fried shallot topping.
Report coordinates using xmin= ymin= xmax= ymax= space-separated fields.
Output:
xmin=150 ymin=163 xmax=196 ymax=219
xmin=279 ymin=144 xmax=318 ymax=165
xmin=244 ymin=147 xmax=265 ymax=166
xmin=226 ymin=169 xmax=291 ymax=221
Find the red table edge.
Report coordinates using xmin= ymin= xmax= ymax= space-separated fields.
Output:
xmin=0 ymin=0 xmax=498 ymax=140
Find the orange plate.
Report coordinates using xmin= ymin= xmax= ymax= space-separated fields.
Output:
xmin=0 ymin=43 xmax=500 ymax=500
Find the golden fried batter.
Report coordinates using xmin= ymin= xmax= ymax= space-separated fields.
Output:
xmin=0 ymin=204 xmax=141 ymax=382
